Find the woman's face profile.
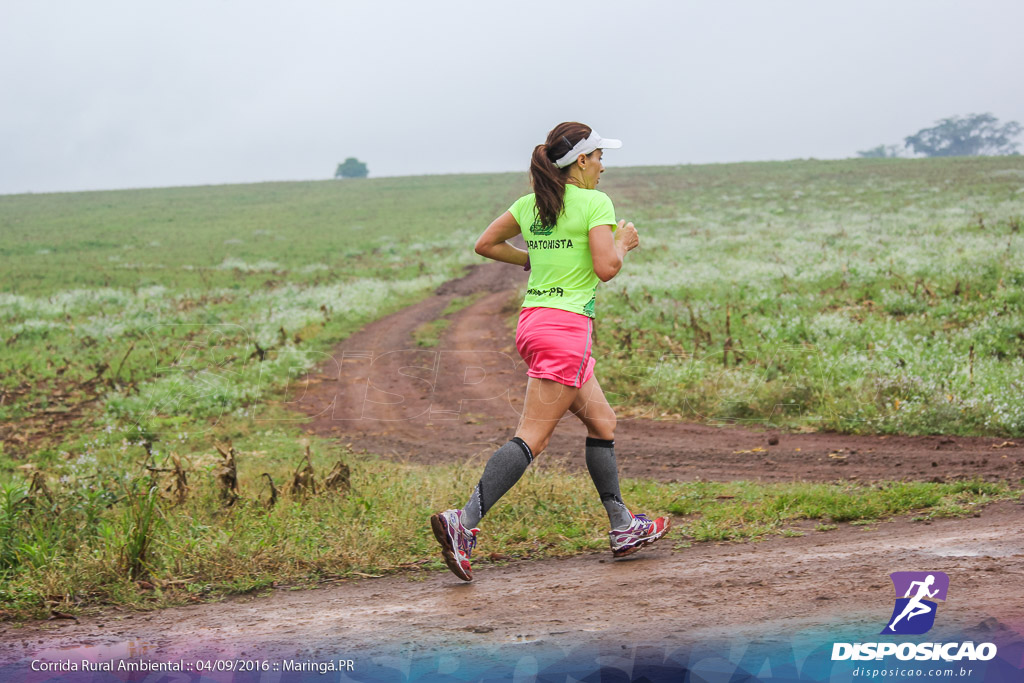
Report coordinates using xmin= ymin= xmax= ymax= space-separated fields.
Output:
xmin=579 ymin=149 xmax=605 ymax=188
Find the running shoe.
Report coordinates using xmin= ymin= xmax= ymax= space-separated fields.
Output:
xmin=430 ymin=509 xmax=479 ymax=581
xmin=610 ymin=513 xmax=670 ymax=558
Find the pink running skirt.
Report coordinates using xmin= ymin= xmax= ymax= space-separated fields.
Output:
xmin=515 ymin=306 xmax=595 ymax=388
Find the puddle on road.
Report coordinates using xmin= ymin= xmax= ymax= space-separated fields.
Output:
xmin=924 ymin=545 xmax=1021 ymax=558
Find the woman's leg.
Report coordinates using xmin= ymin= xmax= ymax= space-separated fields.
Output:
xmin=569 ymin=374 xmax=631 ymax=529
xmin=461 ymin=377 xmax=579 ymax=528
xmin=569 ymin=376 xmax=670 ymax=555
xmin=514 ymin=376 xmax=581 ymax=455
xmin=569 ymin=372 xmax=616 ymax=440
xmin=432 ymin=377 xmax=582 ymax=581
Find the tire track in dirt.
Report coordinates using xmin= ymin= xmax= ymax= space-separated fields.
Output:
xmin=291 ymin=261 xmax=1024 ymax=484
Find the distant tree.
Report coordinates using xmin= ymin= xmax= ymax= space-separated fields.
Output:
xmin=334 ymin=157 xmax=368 ymax=179
xmin=857 ymin=144 xmax=904 ymax=159
xmin=904 ymin=113 xmax=1022 ymax=157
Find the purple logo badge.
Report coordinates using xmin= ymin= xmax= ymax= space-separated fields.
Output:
xmin=881 ymin=571 xmax=949 ymax=635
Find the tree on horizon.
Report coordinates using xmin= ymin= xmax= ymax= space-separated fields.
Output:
xmin=905 ymin=113 xmax=1021 ymax=157
xmin=335 ymin=158 xmax=368 ymax=179
xmin=857 ymin=113 xmax=1021 ymax=159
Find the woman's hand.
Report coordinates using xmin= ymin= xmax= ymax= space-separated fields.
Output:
xmin=614 ymin=220 xmax=639 ymax=252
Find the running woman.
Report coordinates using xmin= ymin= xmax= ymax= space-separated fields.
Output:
xmin=430 ymin=122 xmax=670 ymax=581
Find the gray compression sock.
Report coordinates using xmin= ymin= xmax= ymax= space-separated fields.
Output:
xmin=462 ymin=437 xmax=533 ymax=528
xmin=585 ymin=437 xmax=632 ymax=530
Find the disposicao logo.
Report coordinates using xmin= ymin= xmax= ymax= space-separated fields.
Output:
xmin=881 ymin=571 xmax=949 ymax=635
xmin=831 ymin=571 xmax=998 ymax=663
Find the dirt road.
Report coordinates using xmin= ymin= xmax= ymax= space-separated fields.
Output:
xmin=2 ymin=503 xmax=1021 ymax=676
xmin=292 ymin=261 xmax=1023 ymax=484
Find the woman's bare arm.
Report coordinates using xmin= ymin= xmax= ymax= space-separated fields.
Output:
xmin=475 ymin=211 xmax=529 ymax=268
xmin=589 ymin=220 xmax=638 ymax=282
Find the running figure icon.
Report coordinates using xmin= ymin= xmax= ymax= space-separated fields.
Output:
xmin=881 ymin=571 xmax=949 ymax=635
xmin=888 ymin=574 xmax=939 ymax=631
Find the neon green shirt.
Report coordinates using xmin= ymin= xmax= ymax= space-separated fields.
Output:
xmin=508 ymin=184 xmax=617 ymax=318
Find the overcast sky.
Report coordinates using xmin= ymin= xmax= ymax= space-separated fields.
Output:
xmin=2 ymin=1 xmax=1023 ymax=195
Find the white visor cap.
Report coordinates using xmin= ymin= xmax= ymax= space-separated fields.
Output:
xmin=553 ymin=130 xmax=622 ymax=168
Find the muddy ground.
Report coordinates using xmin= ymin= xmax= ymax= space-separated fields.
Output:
xmin=2 ymin=261 xmax=1022 ymax=673
xmin=2 ymin=502 xmax=1021 ymax=666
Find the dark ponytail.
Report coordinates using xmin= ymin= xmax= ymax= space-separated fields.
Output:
xmin=529 ymin=122 xmax=592 ymax=229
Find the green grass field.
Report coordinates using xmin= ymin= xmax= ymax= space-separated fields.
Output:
xmin=597 ymin=159 xmax=1024 ymax=435
xmin=1 ymin=158 xmax=1023 ymax=618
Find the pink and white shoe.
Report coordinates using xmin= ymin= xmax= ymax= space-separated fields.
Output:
xmin=430 ymin=509 xmax=479 ymax=581
xmin=610 ymin=513 xmax=670 ymax=558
